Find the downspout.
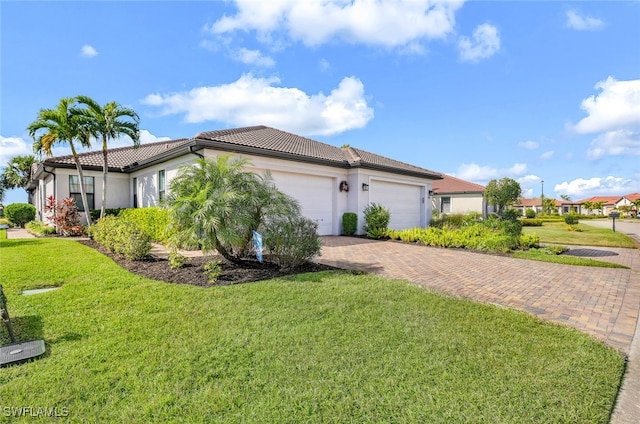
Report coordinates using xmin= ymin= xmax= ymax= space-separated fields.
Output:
xmin=42 ymin=168 xmax=56 ymax=223
xmin=188 ymin=145 xmax=204 ymax=158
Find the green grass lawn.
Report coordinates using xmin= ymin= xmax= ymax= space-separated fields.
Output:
xmin=0 ymin=233 xmax=625 ymax=423
xmin=523 ymin=222 xmax=635 ymax=248
xmin=511 ymin=248 xmax=628 ymax=268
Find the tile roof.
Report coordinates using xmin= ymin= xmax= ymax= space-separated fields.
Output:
xmin=40 ymin=125 xmax=442 ymax=179
xmin=624 ymin=192 xmax=640 ymax=202
xmin=576 ymin=196 xmax=623 ymax=205
xmin=432 ymin=174 xmax=485 ymax=194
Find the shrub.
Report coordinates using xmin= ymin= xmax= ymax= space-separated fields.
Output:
xmin=564 ymin=214 xmax=580 ymax=225
xmin=263 ymin=216 xmax=321 ymax=270
xmin=168 ymin=251 xmax=186 ymax=269
xmin=520 ymin=218 xmax=543 ymax=226
xmin=525 ymin=209 xmax=536 ymax=218
xmin=519 ymin=233 xmax=540 ymax=250
xmin=25 ymin=221 xmax=56 ymax=237
xmin=363 ymin=203 xmax=390 ymax=239
xmin=91 ymin=215 xmax=151 ymax=260
xmin=341 ymin=212 xmax=357 ymax=236
xmin=566 ymin=225 xmax=582 ymax=232
xmin=5 ymin=203 xmax=35 ymax=227
xmin=90 ymin=208 xmax=124 ymax=221
xmin=500 ymin=208 xmax=521 ymax=222
xmin=204 ymin=259 xmax=222 ymax=283
xmin=45 ymin=196 xmax=83 ymax=236
xmin=120 ymin=207 xmax=172 ymax=243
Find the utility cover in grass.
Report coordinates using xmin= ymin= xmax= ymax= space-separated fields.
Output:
xmin=0 ymin=340 xmax=46 ymax=367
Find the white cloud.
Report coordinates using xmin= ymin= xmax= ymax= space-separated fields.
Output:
xmin=540 ymin=150 xmax=554 ymax=160
xmin=517 ymin=174 xmax=543 ymax=198
xmin=587 ymin=130 xmax=640 ymax=159
xmin=518 ymin=140 xmax=539 ymax=150
xmin=231 ymin=48 xmax=275 ymax=67
xmin=0 ymin=136 xmax=32 ymax=164
xmin=319 ymin=58 xmax=331 ymax=72
xmin=452 ymin=162 xmax=527 ymax=184
xmin=573 ymin=77 xmax=640 ymax=134
xmin=566 ymin=10 xmax=604 ymax=31
xmin=457 ymin=23 xmax=500 ymax=63
xmin=209 ymin=0 xmax=464 ymax=50
xmin=554 ymin=176 xmax=635 ymax=198
xmin=80 ymin=44 xmax=98 ymax=58
xmin=142 ymin=74 xmax=374 ymax=136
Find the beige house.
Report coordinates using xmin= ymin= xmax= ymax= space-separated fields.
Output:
xmin=431 ymin=174 xmax=486 ymax=216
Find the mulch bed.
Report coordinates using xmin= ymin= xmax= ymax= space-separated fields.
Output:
xmin=78 ymin=240 xmax=339 ymax=287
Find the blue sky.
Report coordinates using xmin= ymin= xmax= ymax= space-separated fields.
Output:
xmin=2 ymin=0 xmax=639 ymax=206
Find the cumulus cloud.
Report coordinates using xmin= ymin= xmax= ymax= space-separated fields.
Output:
xmin=573 ymin=77 xmax=640 ymax=134
xmin=208 ymin=0 xmax=463 ymax=50
xmin=0 ymin=136 xmax=32 ymax=164
xmin=518 ymin=140 xmax=539 ymax=150
xmin=566 ymin=10 xmax=604 ymax=31
xmin=142 ymin=74 xmax=374 ymax=136
xmin=587 ymin=130 xmax=640 ymax=159
xmin=452 ymin=162 xmax=527 ymax=184
xmin=540 ymin=150 xmax=554 ymax=160
xmin=80 ymin=44 xmax=98 ymax=58
xmin=457 ymin=23 xmax=500 ymax=63
xmin=231 ymin=48 xmax=275 ymax=67
xmin=554 ymin=176 xmax=635 ymax=198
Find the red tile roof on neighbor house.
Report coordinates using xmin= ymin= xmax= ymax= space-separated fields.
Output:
xmin=576 ymin=196 xmax=623 ymax=206
xmin=514 ymin=198 xmax=565 ymax=207
xmin=432 ymin=174 xmax=485 ymax=194
xmin=624 ymin=193 xmax=640 ymax=202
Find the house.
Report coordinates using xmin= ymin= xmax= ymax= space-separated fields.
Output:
xmin=576 ymin=196 xmax=623 ymax=216
xmin=431 ymin=174 xmax=486 ymax=216
xmin=27 ymin=126 xmax=443 ymax=235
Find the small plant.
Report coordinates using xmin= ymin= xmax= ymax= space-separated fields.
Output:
xmin=564 ymin=213 xmax=580 ymax=225
xmin=566 ymin=224 xmax=582 ymax=232
xmin=519 ymin=233 xmax=540 ymax=250
xmin=362 ymin=203 xmax=390 ymax=239
xmin=341 ymin=212 xmax=357 ymax=236
xmin=525 ymin=209 xmax=536 ymax=218
xmin=4 ymin=203 xmax=36 ymax=228
xmin=541 ymin=245 xmax=569 ymax=255
xmin=168 ymin=251 xmax=186 ymax=269
xmin=25 ymin=221 xmax=56 ymax=236
xmin=203 ymin=259 xmax=222 ymax=282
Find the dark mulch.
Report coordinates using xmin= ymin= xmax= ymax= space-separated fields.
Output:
xmin=78 ymin=240 xmax=340 ymax=287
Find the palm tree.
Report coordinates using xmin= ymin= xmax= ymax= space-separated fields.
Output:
xmin=2 ymin=155 xmax=36 ymax=191
xmin=28 ymin=97 xmax=93 ymax=226
xmin=74 ymin=96 xmax=140 ymax=219
xmin=582 ymin=200 xmax=594 ymax=215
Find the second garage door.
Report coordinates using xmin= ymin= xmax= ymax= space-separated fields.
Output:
xmin=370 ymin=180 xmax=422 ymax=230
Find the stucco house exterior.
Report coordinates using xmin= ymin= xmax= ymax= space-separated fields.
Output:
xmin=431 ymin=174 xmax=486 ymax=216
xmin=576 ymin=196 xmax=622 ymax=216
xmin=27 ymin=126 xmax=442 ymax=235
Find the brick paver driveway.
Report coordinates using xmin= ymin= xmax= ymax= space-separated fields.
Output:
xmin=318 ymin=236 xmax=640 ymax=354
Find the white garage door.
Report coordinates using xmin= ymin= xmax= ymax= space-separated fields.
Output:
xmin=370 ymin=180 xmax=422 ymax=230
xmin=271 ymin=172 xmax=334 ymax=235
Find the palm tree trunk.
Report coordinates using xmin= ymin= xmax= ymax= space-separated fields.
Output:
xmin=70 ymin=143 xmax=91 ymax=227
xmin=101 ymin=136 xmax=108 ymax=219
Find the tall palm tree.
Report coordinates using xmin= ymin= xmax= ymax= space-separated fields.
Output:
xmin=2 ymin=155 xmax=36 ymax=191
xmin=74 ymin=96 xmax=140 ymax=219
xmin=28 ymin=97 xmax=93 ymax=226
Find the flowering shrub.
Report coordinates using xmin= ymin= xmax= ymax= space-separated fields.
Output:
xmin=45 ymin=196 xmax=83 ymax=236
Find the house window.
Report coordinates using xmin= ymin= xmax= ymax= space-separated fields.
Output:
xmin=133 ymin=177 xmax=138 ymax=208
xmin=441 ymin=196 xmax=451 ymax=213
xmin=158 ymin=170 xmax=166 ymax=201
xmin=69 ymin=175 xmax=94 ymax=212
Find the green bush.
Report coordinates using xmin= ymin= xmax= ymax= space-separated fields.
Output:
xmin=168 ymin=251 xmax=186 ymax=269
xmin=90 ymin=208 xmax=124 ymax=221
xmin=204 ymin=259 xmax=222 ymax=283
xmin=363 ymin=203 xmax=390 ymax=239
xmin=119 ymin=207 xmax=172 ymax=243
xmin=520 ymin=218 xmax=543 ymax=226
xmin=5 ymin=203 xmax=36 ymax=227
xmin=263 ymin=216 xmax=321 ymax=270
xmin=525 ymin=209 xmax=536 ymax=218
xmin=519 ymin=233 xmax=540 ymax=250
xmin=91 ymin=215 xmax=152 ymax=260
xmin=564 ymin=214 xmax=580 ymax=225
xmin=341 ymin=212 xmax=357 ymax=236
xmin=25 ymin=220 xmax=56 ymax=236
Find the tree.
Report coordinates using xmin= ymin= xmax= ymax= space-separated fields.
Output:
xmin=560 ymin=194 xmax=571 ymax=201
xmin=166 ymin=156 xmax=300 ymax=264
xmin=74 ymin=96 xmax=140 ymax=219
xmin=582 ymin=201 xmax=594 ymax=215
xmin=28 ymin=97 xmax=93 ymax=226
xmin=542 ymin=198 xmax=557 ymax=215
xmin=593 ymin=201 xmax=605 ymax=215
xmin=632 ymin=199 xmax=640 ymax=216
xmin=2 ymin=155 xmax=36 ymax=191
xmin=484 ymin=177 xmax=522 ymax=214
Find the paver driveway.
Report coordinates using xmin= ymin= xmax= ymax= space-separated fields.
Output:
xmin=318 ymin=236 xmax=640 ymax=354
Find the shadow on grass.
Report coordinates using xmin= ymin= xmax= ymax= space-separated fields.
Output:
xmin=0 ymin=239 xmax=41 ymax=248
xmin=1 ymin=315 xmax=44 ymax=344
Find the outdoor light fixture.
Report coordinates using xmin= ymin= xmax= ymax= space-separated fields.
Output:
xmin=362 ymin=183 xmax=369 ymax=191
xmin=428 ymin=190 xmax=434 ymax=197
xmin=339 ymin=180 xmax=349 ymax=192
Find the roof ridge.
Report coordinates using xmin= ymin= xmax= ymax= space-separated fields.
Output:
xmin=43 ymin=137 xmax=188 ymax=161
xmin=342 ymin=146 xmax=361 ymax=164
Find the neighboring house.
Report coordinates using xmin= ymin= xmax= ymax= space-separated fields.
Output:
xmin=513 ymin=198 xmax=581 ymax=216
xmin=27 ymin=126 xmax=443 ymax=235
xmin=577 ymin=196 xmax=622 ymax=215
xmin=431 ymin=174 xmax=486 ymax=216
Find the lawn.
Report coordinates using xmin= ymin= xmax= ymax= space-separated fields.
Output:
xmin=0 ymin=233 xmax=625 ymax=423
xmin=523 ymin=222 xmax=635 ymax=248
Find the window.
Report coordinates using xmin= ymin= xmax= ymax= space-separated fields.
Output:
xmin=158 ymin=170 xmax=166 ymax=201
xmin=440 ymin=196 xmax=451 ymax=213
xmin=133 ymin=177 xmax=138 ymax=208
xmin=69 ymin=175 xmax=94 ymax=212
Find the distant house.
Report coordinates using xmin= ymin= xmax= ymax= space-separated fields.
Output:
xmin=513 ymin=198 xmax=581 ymax=216
xmin=27 ymin=126 xmax=443 ymax=235
xmin=576 ymin=196 xmax=623 ymax=216
xmin=431 ymin=174 xmax=486 ymax=216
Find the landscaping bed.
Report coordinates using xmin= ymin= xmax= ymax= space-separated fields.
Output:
xmin=78 ymin=239 xmax=338 ymax=286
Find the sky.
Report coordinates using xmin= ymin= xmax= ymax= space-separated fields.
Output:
xmin=1 ymin=0 xmax=639 ymax=206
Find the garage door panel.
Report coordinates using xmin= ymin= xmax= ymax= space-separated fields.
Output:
xmin=370 ymin=180 xmax=421 ymax=230
xmin=271 ymin=172 xmax=334 ymax=235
